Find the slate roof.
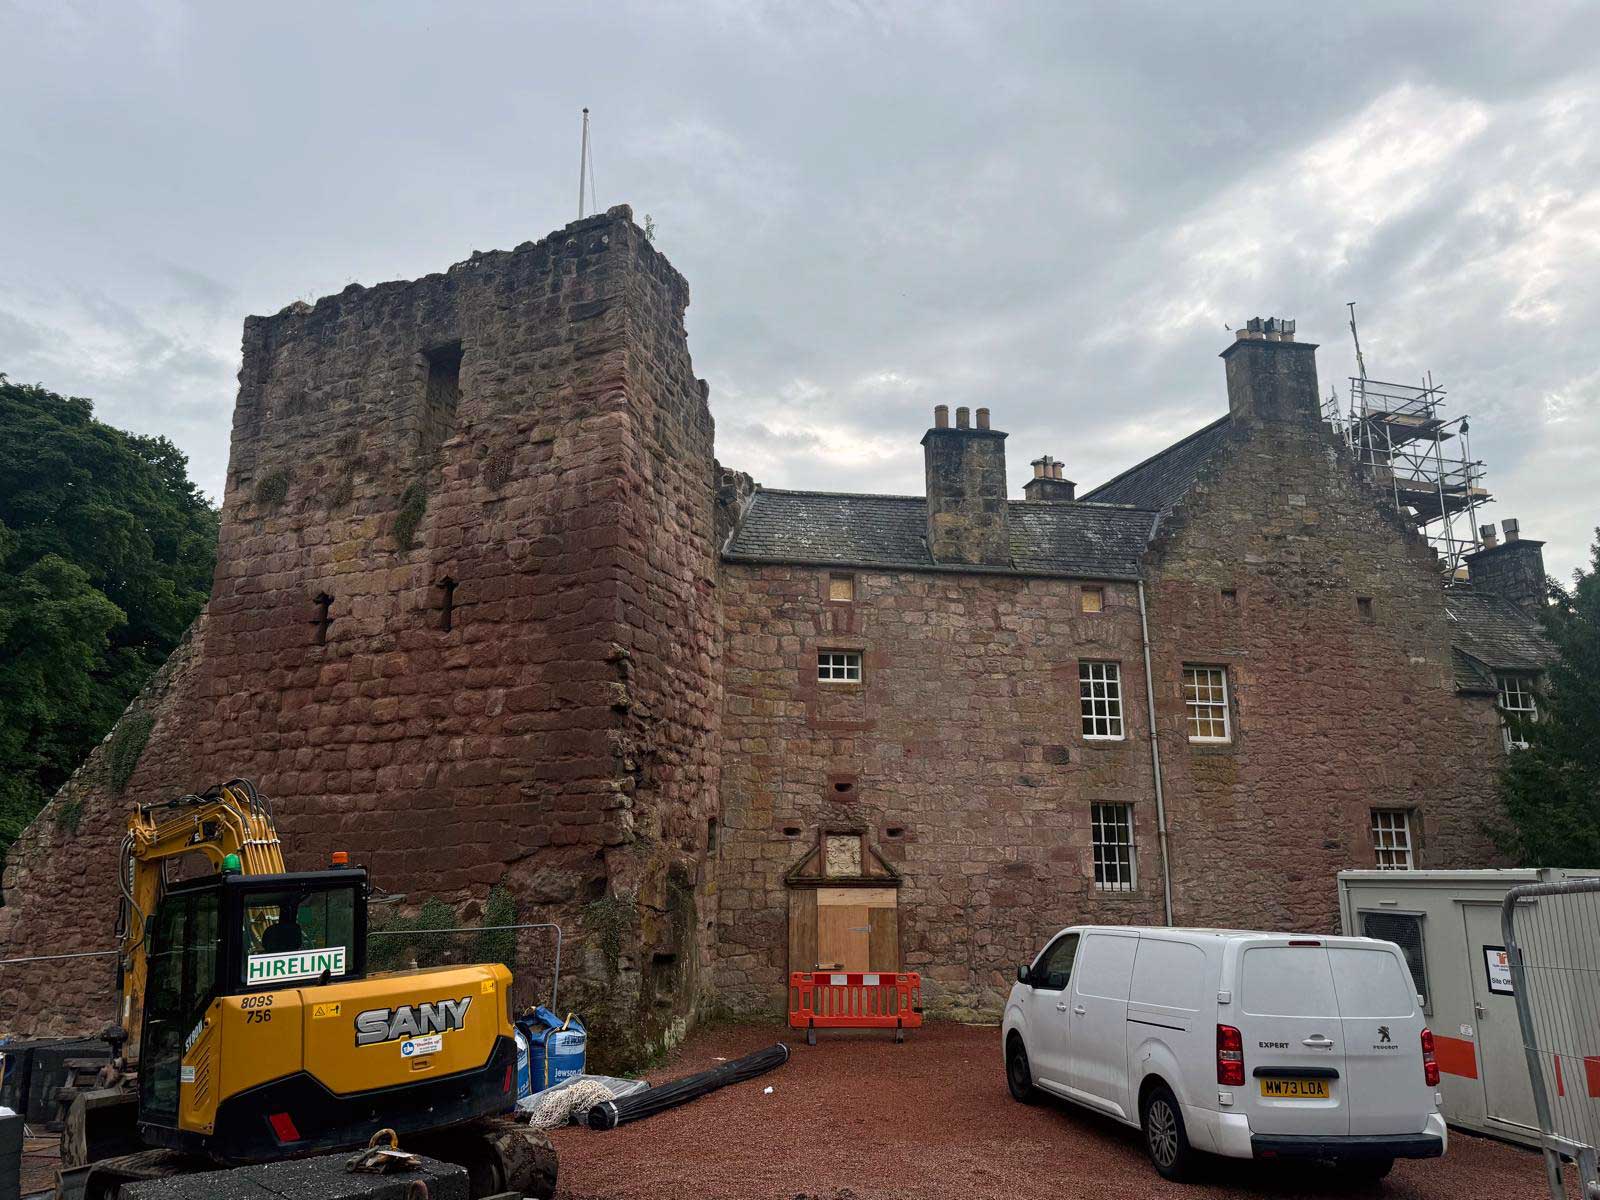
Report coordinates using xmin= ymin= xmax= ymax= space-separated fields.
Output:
xmin=1444 ymin=587 xmax=1559 ymax=687
xmin=722 ymin=489 xmax=1157 ymax=579
xmin=1080 ymin=415 xmax=1233 ymax=511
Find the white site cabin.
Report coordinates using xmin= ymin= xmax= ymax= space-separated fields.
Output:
xmin=1338 ymin=867 xmax=1600 ymax=1149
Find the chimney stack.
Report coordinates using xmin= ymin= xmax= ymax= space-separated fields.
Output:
xmin=922 ymin=405 xmax=1010 ymax=566
xmin=1464 ymin=517 xmax=1547 ymax=615
xmin=1024 ymin=454 xmax=1077 ymax=502
xmin=1221 ymin=317 xmax=1322 ymax=428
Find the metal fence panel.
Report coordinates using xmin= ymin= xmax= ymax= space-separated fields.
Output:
xmin=1502 ymin=878 xmax=1600 ymax=1200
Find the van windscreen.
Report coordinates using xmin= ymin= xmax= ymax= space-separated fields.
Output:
xmin=1240 ymin=946 xmax=1337 ymax=1017
xmin=1327 ymin=947 xmax=1417 ymax=1018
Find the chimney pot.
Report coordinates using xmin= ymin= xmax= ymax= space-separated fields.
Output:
xmin=1022 ymin=454 xmax=1076 ymax=502
xmin=1222 ymin=317 xmax=1320 ymax=427
xmin=1479 ymin=523 xmax=1499 ymax=548
xmin=934 ymin=405 xmax=949 ymax=429
xmin=975 ymin=407 xmax=990 ymax=430
xmin=922 ymin=409 xmax=1010 ymax=563
xmin=1466 ymin=519 xmax=1545 ymax=613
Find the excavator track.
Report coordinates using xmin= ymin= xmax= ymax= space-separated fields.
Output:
xmin=410 ymin=1116 xmax=558 ymax=1200
xmin=59 ymin=1147 xmax=203 ymax=1200
xmin=60 ymin=1122 xmax=556 ymax=1200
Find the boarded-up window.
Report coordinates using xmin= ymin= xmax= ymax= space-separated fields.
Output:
xmin=829 ymin=574 xmax=855 ymax=602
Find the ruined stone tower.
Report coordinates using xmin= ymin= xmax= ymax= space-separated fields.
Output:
xmin=0 ymin=207 xmax=722 ymax=1058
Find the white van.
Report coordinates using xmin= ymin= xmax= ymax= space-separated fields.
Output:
xmin=1002 ymin=926 xmax=1447 ymax=1181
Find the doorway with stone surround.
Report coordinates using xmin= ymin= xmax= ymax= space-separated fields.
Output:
xmin=785 ymin=828 xmax=902 ymax=973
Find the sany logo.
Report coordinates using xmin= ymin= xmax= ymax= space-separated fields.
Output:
xmin=1378 ymin=1025 xmax=1392 ymax=1044
xmin=354 ymin=997 xmax=472 ymax=1047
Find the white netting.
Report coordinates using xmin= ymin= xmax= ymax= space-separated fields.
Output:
xmin=524 ymin=1078 xmax=616 ymax=1130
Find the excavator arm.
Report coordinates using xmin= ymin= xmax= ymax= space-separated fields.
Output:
xmin=117 ymin=780 xmax=285 ymax=1065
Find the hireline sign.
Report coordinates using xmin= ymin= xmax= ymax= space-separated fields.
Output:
xmin=247 ymin=946 xmax=346 ymax=985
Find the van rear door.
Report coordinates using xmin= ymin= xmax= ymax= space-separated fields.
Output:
xmin=1235 ymin=942 xmax=1348 ymax=1136
xmin=1327 ymin=944 xmax=1430 ymax=1135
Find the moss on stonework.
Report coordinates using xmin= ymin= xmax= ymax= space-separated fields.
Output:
xmin=367 ymin=896 xmax=460 ymax=971
xmin=254 ymin=469 xmax=290 ymax=508
xmin=473 ymin=884 xmax=517 ymax=970
xmin=484 ymin=449 xmax=514 ymax=491
xmin=54 ymin=796 xmax=85 ymax=835
xmin=393 ymin=483 xmax=427 ymax=550
xmin=107 ymin=711 xmax=156 ymax=793
xmin=583 ymin=893 xmax=637 ymax=981
xmin=326 ymin=474 xmax=355 ymax=509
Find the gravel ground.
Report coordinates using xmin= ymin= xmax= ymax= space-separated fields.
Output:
xmin=552 ymin=1019 xmax=1574 ymax=1200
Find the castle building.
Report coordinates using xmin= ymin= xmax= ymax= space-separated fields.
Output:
xmin=0 ymin=209 xmax=1555 ymax=1045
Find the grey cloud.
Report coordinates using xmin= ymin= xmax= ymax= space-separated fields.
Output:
xmin=1 ymin=0 xmax=1597 ymax=576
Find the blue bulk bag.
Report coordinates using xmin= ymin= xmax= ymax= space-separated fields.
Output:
xmin=518 ymin=1007 xmax=587 ymax=1095
xmin=513 ymin=1026 xmax=532 ymax=1100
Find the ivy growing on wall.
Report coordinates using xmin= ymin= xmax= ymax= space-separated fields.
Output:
xmin=393 ymin=483 xmax=427 ymax=551
xmin=583 ymin=893 xmax=637 ymax=980
xmin=106 ymin=711 xmax=155 ymax=793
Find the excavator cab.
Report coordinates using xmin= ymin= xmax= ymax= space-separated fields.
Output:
xmin=137 ymin=866 xmax=369 ymax=1139
xmin=62 ymin=782 xmax=557 ymax=1199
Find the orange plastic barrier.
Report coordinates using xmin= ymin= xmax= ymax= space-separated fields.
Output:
xmin=788 ymin=971 xmax=923 ymax=1045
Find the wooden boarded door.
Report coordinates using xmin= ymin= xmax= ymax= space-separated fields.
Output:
xmin=811 ymin=887 xmax=898 ymax=972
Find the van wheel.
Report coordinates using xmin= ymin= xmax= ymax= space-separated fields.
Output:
xmin=1005 ymin=1037 xmax=1037 ymax=1103
xmin=1141 ymin=1084 xmax=1195 ymax=1181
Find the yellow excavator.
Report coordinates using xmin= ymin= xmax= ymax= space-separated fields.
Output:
xmin=59 ymin=780 xmax=556 ymax=1199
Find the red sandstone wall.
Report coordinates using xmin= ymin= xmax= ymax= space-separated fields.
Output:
xmin=714 ymin=427 xmax=1512 ymax=1019
xmin=1143 ymin=420 xmax=1510 ymax=932
xmin=0 ymin=208 xmax=720 ymax=1055
xmin=713 ymin=567 xmax=1163 ymax=1017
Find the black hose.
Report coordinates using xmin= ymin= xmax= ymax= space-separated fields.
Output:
xmin=588 ymin=1043 xmax=789 ymax=1131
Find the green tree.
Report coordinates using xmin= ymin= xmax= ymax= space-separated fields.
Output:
xmin=1498 ymin=530 xmax=1600 ymax=865
xmin=0 ymin=376 xmax=217 ymax=864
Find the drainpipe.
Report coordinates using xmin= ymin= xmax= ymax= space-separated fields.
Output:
xmin=1137 ymin=579 xmax=1174 ymax=926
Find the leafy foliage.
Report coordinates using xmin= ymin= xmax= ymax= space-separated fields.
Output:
xmin=473 ymin=884 xmax=518 ymax=970
xmin=107 ymin=711 xmax=157 ymax=792
xmin=0 ymin=377 xmax=217 ymax=864
xmin=367 ymin=896 xmax=469 ymax=972
xmin=1498 ymin=531 xmax=1600 ymax=865
xmin=254 ymin=468 xmax=289 ymax=508
xmin=393 ymin=482 xmax=427 ymax=550
xmin=583 ymin=893 xmax=637 ymax=980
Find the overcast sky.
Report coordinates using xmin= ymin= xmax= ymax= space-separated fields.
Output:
xmin=3 ymin=1 xmax=1597 ymax=580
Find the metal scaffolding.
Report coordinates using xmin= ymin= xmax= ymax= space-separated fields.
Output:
xmin=1326 ymin=374 xmax=1491 ymax=576
xmin=1323 ymin=306 xmax=1491 ymax=577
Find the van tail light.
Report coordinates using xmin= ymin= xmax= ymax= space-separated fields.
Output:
xmin=1217 ymin=1024 xmax=1245 ymax=1086
xmin=1421 ymin=1027 xmax=1439 ymax=1087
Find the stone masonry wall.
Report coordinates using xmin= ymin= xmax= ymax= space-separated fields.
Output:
xmin=714 ymin=565 xmax=1163 ymax=1017
xmin=713 ymin=397 xmax=1514 ymax=1020
xmin=1144 ymin=417 xmax=1510 ymax=933
xmin=0 ymin=208 xmax=721 ymax=1060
